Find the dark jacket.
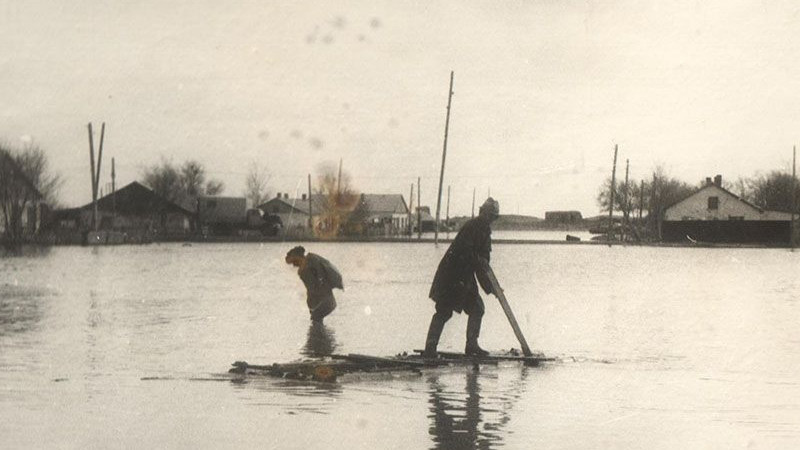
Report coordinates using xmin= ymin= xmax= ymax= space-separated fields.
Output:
xmin=299 ymin=253 xmax=344 ymax=312
xmin=428 ymin=215 xmax=493 ymax=312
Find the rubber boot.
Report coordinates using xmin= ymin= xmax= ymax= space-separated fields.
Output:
xmin=465 ymin=313 xmax=489 ymax=356
xmin=423 ymin=313 xmax=448 ymax=358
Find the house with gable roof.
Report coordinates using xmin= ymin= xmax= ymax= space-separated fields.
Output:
xmin=662 ymin=174 xmax=792 ymax=244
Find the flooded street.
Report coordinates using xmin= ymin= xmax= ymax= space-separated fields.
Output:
xmin=1 ymin=242 xmax=799 ymax=449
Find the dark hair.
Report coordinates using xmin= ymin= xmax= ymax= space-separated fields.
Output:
xmin=286 ymin=246 xmax=306 ymax=260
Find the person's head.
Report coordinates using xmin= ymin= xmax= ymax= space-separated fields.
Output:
xmin=285 ymin=246 xmax=306 ymax=267
xmin=478 ymin=197 xmax=500 ymax=222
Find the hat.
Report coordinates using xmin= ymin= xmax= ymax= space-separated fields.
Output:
xmin=479 ymin=197 xmax=500 ymax=217
xmin=285 ymin=246 xmax=306 ymax=261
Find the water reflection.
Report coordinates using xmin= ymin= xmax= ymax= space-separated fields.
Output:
xmin=301 ymin=321 xmax=338 ymax=357
xmin=0 ymin=285 xmax=45 ymax=336
xmin=427 ymin=367 xmax=530 ymax=450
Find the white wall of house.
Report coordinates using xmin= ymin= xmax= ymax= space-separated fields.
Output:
xmin=665 ymin=185 xmax=763 ymax=221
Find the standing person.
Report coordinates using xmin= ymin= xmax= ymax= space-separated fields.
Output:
xmin=424 ymin=197 xmax=501 ymax=358
xmin=285 ymin=246 xmax=344 ymax=323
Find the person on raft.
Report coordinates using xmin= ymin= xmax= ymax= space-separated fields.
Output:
xmin=424 ymin=197 xmax=500 ymax=358
xmin=285 ymin=246 xmax=344 ymax=323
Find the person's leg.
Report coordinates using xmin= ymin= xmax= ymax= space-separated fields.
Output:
xmin=310 ymin=296 xmax=337 ymax=322
xmin=465 ymin=297 xmax=488 ymax=356
xmin=423 ymin=305 xmax=453 ymax=358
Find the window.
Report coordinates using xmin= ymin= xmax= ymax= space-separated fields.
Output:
xmin=708 ymin=197 xmax=719 ymax=210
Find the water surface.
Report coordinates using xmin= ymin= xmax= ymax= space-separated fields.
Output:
xmin=1 ymin=242 xmax=798 ymax=449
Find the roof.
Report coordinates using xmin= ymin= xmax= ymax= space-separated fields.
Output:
xmin=664 ymin=183 xmax=763 ymax=214
xmin=80 ymin=181 xmax=194 ymax=216
xmin=259 ymin=194 xmax=327 ymax=216
xmin=359 ymin=194 xmax=408 ymax=215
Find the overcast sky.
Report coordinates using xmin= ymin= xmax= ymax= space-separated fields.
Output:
xmin=2 ymin=0 xmax=799 ymax=216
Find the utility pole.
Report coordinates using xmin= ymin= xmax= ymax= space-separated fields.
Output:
xmin=607 ymin=144 xmax=618 ymax=243
xmin=308 ymin=173 xmax=313 ymax=234
xmin=792 ymin=146 xmax=797 ymax=250
xmin=417 ymin=177 xmax=421 ymax=240
xmin=622 ymin=159 xmax=629 ymax=242
xmin=445 ymin=185 xmax=451 ymax=232
xmin=111 ymin=157 xmax=116 ymax=224
xmin=87 ymin=122 xmax=105 ymax=232
xmin=471 ymin=187 xmax=476 ymax=218
xmin=408 ymin=183 xmax=414 ymax=237
xmin=435 ymin=71 xmax=455 ymax=246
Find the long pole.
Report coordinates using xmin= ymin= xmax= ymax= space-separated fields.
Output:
xmin=471 ymin=187 xmax=476 ymax=218
xmin=607 ymin=144 xmax=618 ymax=242
xmin=417 ymin=177 xmax=421 ymax=240
xmin=307 ymin=173 xmax=313 ymax=234
xmin=792 ymin=146 xmax=796 ymax=250
xmin=622 ymin=159 xmax=629 ymax=242
xmin=445 ymin=185 xmax=451 ymax=230
xmin=435 ymin=71 xmax=455 ymax=246
xmin=87 ymin=123 xmax=97 ymax=231
xmin=112 ymin=157 xmax=116 ymax=223
xmin=408 ymin=183 xmax=414 ymax=237
xmin=94 ymin=123 xmax=105 ymax=231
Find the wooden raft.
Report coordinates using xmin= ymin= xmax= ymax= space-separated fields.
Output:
xmin=229 ymin=351 xmax=555 ymax=382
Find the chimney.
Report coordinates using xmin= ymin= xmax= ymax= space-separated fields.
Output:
xmin=302 ymin=193 xmax=307 ymax=200
xmin=705 ymin=177 xmax=712 ymax=186
xmin=714 ymin=174 xmax=722 ymax=187
xmin=284 ymin=193 xmax=289 ymax=199
xmin=276 ymin=192 xmax=281 ymax=198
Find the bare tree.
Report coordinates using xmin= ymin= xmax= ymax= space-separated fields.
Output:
xmin=142 ymin=157 xmax=225 ymax=208
xmin=0 ymin=143 xmax=61 ymax=243
xmin=244 ymin=162 xmax=270 ymax=208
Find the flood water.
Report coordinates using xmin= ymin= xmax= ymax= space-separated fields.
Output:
xmin=1 ymin=242 xmax=799 ymax=449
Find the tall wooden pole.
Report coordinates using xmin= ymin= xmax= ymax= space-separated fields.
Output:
xmin=607 ymin=144 xmax=618 ymax=242
xmin=111 ymin=157 xmax=116 ymax=223
xmin=445 ymin=185 xmax=451 ymax=230
xmin=408 ymin=183 xmax=414 ymax=237
xmin=87 ymin=123 xmax=97 ymax=231
xmin=435 ymin=71 xmax=455 ymax=246
xmin=417 ymin=177 xmax=421 ymax=240
xmin=307 ymin=173 xmax=313 ymax=234
xmin=471 ymin=187 xmax=476 ymax=218
xmin=94 ymin=123 xmax=105 ymax=231
xmin=792 ymin=145 xmax=796 ymax=250
xmin=622 ymin=159 xmax=629 ymax=242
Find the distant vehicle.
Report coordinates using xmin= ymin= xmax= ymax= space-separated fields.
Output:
xmin=247 ymin=208 xmax=282 ymax=236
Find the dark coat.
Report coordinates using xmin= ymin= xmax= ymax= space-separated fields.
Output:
xmin=428 ymin=215 xmax=493 ymax=313
xmin=299 ymin=253 xmax=344 ymax=312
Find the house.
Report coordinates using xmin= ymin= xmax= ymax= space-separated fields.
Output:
xmin=662 ymin=175 xmax=791 ymax=244
xmin=258 ymin=192 xmax=326 ymax=235
xmin=354 ymin=194 xmax=410 ymax=236
xmin=46 ymin=181 xmax=193 ymax=243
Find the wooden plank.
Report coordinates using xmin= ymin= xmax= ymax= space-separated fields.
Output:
xmin=331 ymin=353 xmax=427 ymax=367
xmin=413 ymin=349 xmax=555 ymax=363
